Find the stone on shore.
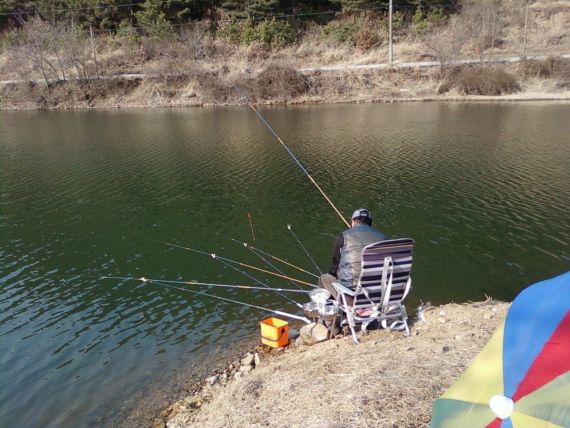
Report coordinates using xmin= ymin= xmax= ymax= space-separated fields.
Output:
xmin=299 ymin=322 xmax=329 ymax=346
xmin=241 ymin=353 xmax=255 ymax=367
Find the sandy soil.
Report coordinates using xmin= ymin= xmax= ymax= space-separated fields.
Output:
xmin=161 ymin=300 xmax=509 ymax=428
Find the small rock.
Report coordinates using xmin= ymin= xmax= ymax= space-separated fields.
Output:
xmin=234 ymin=372 xmax=243 ymax=380
xmin=239 ymin=365 xmax=253 ymax=373
xmin=241 ymin=353 xmax=255 ymax=367
xmin=439 ymin=310 xmax=446 ymax=317
xmin=220 ymin=372 xmax=228 ymax=380
xmin=205 ymin=375 xmax=218 ymax=386
xmin=187 ymin=396 xmax=203 ymax=409
xmin=442 ymin=346 xmax=451 ymax=353
xmin=438 ymin=318 xmax=446 ymax=323
xmin=484 ymin=313 xmax=494 ymax=320
xmin=254 ymin=352 xmax=261 ymax=367
xmin=299 ymin=322 xmax=329 ymax=346
xmin=454 ymin=332 xmax=474 ymax=341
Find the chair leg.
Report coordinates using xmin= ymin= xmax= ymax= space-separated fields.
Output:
xmin=341 ymin=294 xmax=359 ymax=344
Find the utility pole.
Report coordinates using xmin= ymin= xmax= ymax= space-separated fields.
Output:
xmin=522 ymin=0 xmax=530 ymax=60
xmin=388 ymin=0 xmax=393 ymax=65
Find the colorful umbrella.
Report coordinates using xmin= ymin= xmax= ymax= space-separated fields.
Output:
xmin=431 ymin=271 xmax=570 ymax=428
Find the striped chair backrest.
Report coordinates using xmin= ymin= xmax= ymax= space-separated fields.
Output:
xmin=354 ymin=238 xmax=414 ymax=310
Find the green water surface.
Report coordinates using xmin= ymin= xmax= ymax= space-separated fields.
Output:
xmin=1 ymin=103 xmax=569 ymax=427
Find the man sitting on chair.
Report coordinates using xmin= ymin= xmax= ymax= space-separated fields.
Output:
xmin=318 ymin=208 xmax=387 ymax=306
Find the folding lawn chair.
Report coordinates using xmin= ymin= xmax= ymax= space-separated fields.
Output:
xmin=332 ymin=238 xmax=414 ymax=344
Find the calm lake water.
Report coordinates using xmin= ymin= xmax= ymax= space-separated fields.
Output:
xmin=1 ymin=103 xmax=569 ymax=427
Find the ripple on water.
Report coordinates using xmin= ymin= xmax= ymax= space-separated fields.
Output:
xmin=0 ymin=104 xmax=569 ymax=427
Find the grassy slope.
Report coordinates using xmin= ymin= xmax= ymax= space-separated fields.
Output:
xmin=163 ymin=301 xmax=509 ymax=428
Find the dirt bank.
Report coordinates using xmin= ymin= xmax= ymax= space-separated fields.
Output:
xmin=160 ymin=300 xmax=509 ymax=428
xmin=1 ymin=63 xmax=568 ymax=112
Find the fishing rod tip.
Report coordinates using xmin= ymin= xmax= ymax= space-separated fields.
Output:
xmin=139 ymin=277 xmax=148 ymax=282
xmin=210 ymin=253 xmax=216 ymax=259
xmin=287 ymin=224 xmax=292 ymax=230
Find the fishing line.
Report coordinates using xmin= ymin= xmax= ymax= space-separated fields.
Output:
xmin=231 ymin=238 xmax=305 ymax=290
xmin=235 ymin=87 xmax=350 ymax=228
xmin=214 ymin=256 xmax=303 ymax=308
xmin=107 ymin=276 xmax=310 ymax=323
xmin=100 ymin=276 xmax=311 ymax=294
xmin=163 ymin=242 xmax=316 ymax=288
xmin=231 ymin=241 xmax=320 ymax=279
xmin=158 ymin=241 xmax=306 ymax=306
xmin=287 ymin=224 xmax=322 ymax=275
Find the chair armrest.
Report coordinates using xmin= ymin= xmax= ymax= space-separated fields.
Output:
xmin=333 ymin=281 xmax=357 ymax=296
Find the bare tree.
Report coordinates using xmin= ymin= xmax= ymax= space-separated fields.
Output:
xmin=460 ymin=0 xmax=503 ymax=66
xmin=60 ymin=23 xmax=91 ymax=81
xmin=15 ymin=17 xmax=62 ymax=85
xmin=425 ymin=17 xmax=464 ymax=70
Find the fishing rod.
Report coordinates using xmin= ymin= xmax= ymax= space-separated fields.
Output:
xmin=107 ymin=276 xmax=311 ymax=324
xmin=238 ymin=89 xmax=350 ymax=228
xmin=160 ymin=241 xmax=307 ymax=307
xmin=164 ymin=242 xmax=316 ymax=288
xmin=231 ymin=240 xmax=320 ymax=280
xmin=231 ymin=238 xmax=305 ymax=290
xmin=100 ymin=276 xmax=311 ymax=294
xmin=212 ymin=254 xmax=302 ymax=306
xmin=247 ymin=212 xmax=256 ymax=241
xmin=287 ymin=224 xmax=322 ymax=275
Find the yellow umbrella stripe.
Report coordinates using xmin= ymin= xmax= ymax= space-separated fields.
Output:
xmin=442 ymin=321 xmax=505 ymax=405
xmin=511 ymin=411 xmax=566 ymax=428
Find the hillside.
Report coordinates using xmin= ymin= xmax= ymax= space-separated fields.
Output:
xmin=1 ymin=1 xmax=569 ymax=109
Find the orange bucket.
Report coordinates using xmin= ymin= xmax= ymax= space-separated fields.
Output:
xmin=260 ymin=317 xmax=289 ymax=348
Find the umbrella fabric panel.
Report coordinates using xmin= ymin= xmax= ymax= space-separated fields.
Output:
xmin=503 ymin=271 xmax=570 ymax=398
xmin=516 ymin=371 xmax=570 ymax=427
xmin=440 ymin=322 xmax=505 ymax=405
xmin=431 ymin=399 xmax=497 ymax=428
xmin=510 ymin=412 xmax=566 ymax=428
xmin=512 ymin=311 xmax=570 ymax=401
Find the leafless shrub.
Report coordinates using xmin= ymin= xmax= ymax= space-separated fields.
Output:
xmin=521 ymin=56 xmax=570 ymax=79
xmin=178 ymin=25 xmax=216 ymax=61
xmin=439 ymin=66 xmax=521 ymax=95
xmin=459 ymin=0 xmax=503 ymax=63
xmin=59 ymin=23 xmax=91 ymax=81
xmin=11 ymin=17 xmax=61 ymax=85
xmin=355 ymin=29 xmax=380 ymax=51
xmin=254 ymin=64 xmax=309 ymax=101
xmin=425 ymin=17 xmax=464 ymax=70
xmin=6 ymin=17 xmax=94 ymax=85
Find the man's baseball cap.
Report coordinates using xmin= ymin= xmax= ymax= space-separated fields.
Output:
xmin=351 ymin=208 xmax=372 ymax=220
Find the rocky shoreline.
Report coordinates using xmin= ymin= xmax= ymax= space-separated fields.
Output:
xmin=157 ymin=300 xmax=509 ymax=428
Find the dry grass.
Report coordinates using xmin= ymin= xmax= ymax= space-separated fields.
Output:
xmin=522 ymin=56 xmax=570 ymax=79
xmin=438 ymin=67 xmax=521 ymax=96
xmin=165 ymin=301 xmax=509 ymax=428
